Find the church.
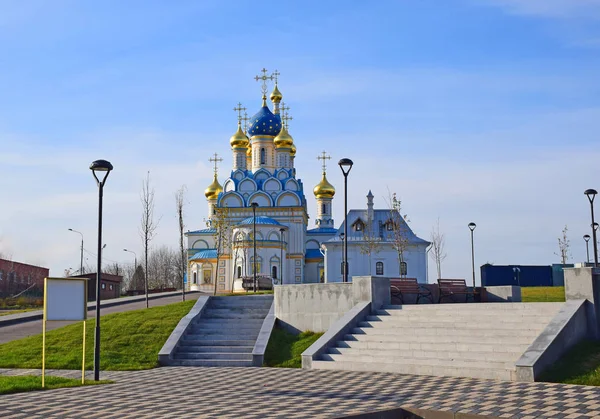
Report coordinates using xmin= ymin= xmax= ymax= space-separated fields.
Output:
xmin=186 ymin=70 xmax=430 ymax=293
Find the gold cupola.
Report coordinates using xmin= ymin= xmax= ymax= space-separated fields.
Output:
xmin=313 ymin=172 xmax=335 ymax=199
xmin=229 ymin=124 xmax=249 ymax=149
xmin=270 ymin=84 xmax=283 ymax=104
xmin=204 ymin=174 xmax=223 ymax=200
xmin=290 ymin=142 xmax=297 ymax=157
xmin=274 ymin=126 xmax=294 ymax=148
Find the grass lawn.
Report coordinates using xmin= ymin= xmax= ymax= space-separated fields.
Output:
xmin=540 ymin=340 xmax=600 ymax=386
xmin=264 ymin=326 xmax=322 ymax=368
xmin=0 ymin=299 xmax=196 ymax=370
xmin=521 ymin=286 xmax=565 ymax=303
xmin=0 ymin=375 xmax=111 ymax=395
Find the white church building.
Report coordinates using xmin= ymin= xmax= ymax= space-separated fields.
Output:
xmin=186 ymin=70 xmax=430 ymax=293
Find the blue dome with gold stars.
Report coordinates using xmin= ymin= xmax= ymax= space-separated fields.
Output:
xmin=247 ymin=105 xmax=282 ymax=137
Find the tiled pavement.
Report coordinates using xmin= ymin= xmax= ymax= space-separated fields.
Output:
xmin=2 ymin=367 xmax=600 ymax=418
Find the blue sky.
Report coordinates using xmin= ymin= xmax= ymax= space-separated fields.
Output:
xmin=1 ymin=0 xmax=599 ymax=281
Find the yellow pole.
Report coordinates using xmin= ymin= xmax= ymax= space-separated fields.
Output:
xmin=42 ymin=278 xmax=47 ymax=388
xmin=82 ymin=320 xmax=86 ymax=384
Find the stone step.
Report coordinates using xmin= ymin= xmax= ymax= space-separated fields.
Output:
xmin=356 ymin=322 xmax=540 ymax=337
xmin=320 ymin=353 xmax=515 ymax=369
xmin=328 ymin=346 xmax=522 ymax=362
xmin=201 ymin=313 xmax=267 ymax=319
xmin=310 ymin=360 xmax=515 ymax=381
xmin=169 ymin=359 xmax=254 ymax=367
xmin=380 ymin=303 xmax=563 ymax=311
xmin=177 ymin=345 xmax=254 ymax=353
xmin=174 ymin=352 xmax=253 ymax=360
xmin=341 ymin=336 xmax=527 ymax=353
xmin=205 ymin=307 xmax=271 ymax=313
xmin=185 ymin=333 xmax=259 ymax=341
xmin=364 ymin=317 xmax=547 ymax=330
xmin=349 ymin=328 xmax=535 ymax=345
xmin=209 ymin=304 xmax=272 ymax=310
xmin=369 ymin=313 xmax=554 ymax=322
xmin=192 ymin=322 xmax=264 ymax=330
xmin=179 ymin=339 xmax=256 ymax=346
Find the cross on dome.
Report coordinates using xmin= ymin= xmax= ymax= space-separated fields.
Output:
xmin=254 ymin=68 xmax=275 ymax=96
xmin=317 ymin=151 xmax=331 ymax=173
xmin=209 ymin=152 xmax=223 ymax=175
xmin=242 ymin=111 xmax=250 ymax=133
xmin=233 ymin=102 xmax=246 ymax=125
xmin=281 ymin=102 xmax=293 ymax=129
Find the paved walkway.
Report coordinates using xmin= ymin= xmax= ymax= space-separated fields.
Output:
xmin=0 ymin=293 xmax=201 ymax=344
xmin=2 ymin=367 xmax=600 ymax=418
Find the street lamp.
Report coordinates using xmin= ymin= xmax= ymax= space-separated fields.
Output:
xmin=123 ymin=249 xmax=137 ymax=269
xmin=468 ymin=222 xmax=476 ymax=288
xmin=279 ymin=228 xmax=285 ymax=285
xmin=68 ymin=229 xmax=84 ymax=275
xmin=90 ymin=159 xmax=113 ymax=382
xmin=338 ymin=158 xmax=353 ymax=282
xmin=584 ymin=235 xmax=591 ymax=264
xmin=251 ymin=202 xmax=259 ymax=292
xmin=585 ymin=189 xmax=598 ymax=267
xmin=339 ymin=233 xmax=345 ymax=281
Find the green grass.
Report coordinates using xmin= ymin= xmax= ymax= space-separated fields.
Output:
xmin=540 ymin=340 xmax=600 ymax=386
xmin=0 ymin=375 xmax=111 ymax=395
xmin=0 ymin=299 xmax=196 ymax=370
xmin=264 ymin=326 xmax=322 ymax=368
xmin=521 ymin=286 xmax=565 ymax=303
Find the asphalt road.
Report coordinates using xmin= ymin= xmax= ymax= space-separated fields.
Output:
xmin=0 ymin=292 xmax=201 ymax=344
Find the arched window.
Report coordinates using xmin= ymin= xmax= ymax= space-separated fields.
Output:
xmin=376 ymin=262 xmax=384 ymax=275
xmin=400 ymin=262 xmax=407 ymax=276
xmin=322 ymin=203 xmax=327 ymax=214
xmin=237 ymin=266 xmax=242 ymax=278
xmin=272 ymin=266 xmax=278 ymax=279
xmin=260 ymin=148 xmax=266 ymax=164
xmin=193 ymin=272 xmax=198 ymax=284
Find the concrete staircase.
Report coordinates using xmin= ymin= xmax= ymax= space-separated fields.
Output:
xmin=311 ymin=302 xmax=563 ymax=380
xmin=171 ymin=295 xmax=273 ymax=367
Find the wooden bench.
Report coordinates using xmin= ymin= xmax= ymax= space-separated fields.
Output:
xmin=390 ymin=278 xmax=433 ymax=304
xmin=241 ymin=276 xmax=273 ymax=292
xmin=437 ymin=279 xmax=477 ymax=303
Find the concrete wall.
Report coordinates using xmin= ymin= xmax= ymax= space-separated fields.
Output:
xmin=275 ymin=276 xmax=391 ymax=333
xmin=564 ymin=266 xmax=600 ymax=339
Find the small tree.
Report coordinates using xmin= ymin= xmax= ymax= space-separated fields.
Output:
xmin=388 ymin=193 xmax=410 ymax=277
xmin=175 ymin=185 xmax=187 ymax=301
xmin=140 ymin=171 xmax=160 ymax=308
xmin=555 ymin=225 xmax=571 ymax=264
xmin=211 ymin=206 xmax=233 ymax=295
xmin=359 ymin=214 xmax=381 ymax=274
xmin=429 ymin=217 xmax=447 ymax=280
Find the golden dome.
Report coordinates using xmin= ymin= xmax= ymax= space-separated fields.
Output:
xmin=274 ymin=126 xmax=294 ymax=148
xmin=290 ymin=142 xmax=297 ymax=157
xmin=313 ymin=172 xmax=335 ymax=199
xmin=204 ymin=174 xmax=222 ymax=200
xmin=246 ymin=144 xmax=252 ymax=156
xmin=229 ymin=124 xmax=249 ymax=149
xmin=270 ymin=84 xmax=283 ymax=103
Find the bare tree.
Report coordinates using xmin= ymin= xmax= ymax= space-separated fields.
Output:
xmin=175 ymin=185 xmax=187 ymax=301
xmin=555 ymin=225 xmax=571 ymax=265
xmin=359 ymin=215 xmax=381 ymax=274
xmin=140 ymin=171 xmax=160 ymax=308
xmin=211 ymin=206 xmax=233 ymax=295
xmin=429 ymin=217 xmax=447 ymax=280
xmin=388 ymin=192 xmax=411 ymax=277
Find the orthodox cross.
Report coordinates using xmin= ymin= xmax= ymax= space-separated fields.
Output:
xmin=242 ymin=111 xmax=250 ymax=133
xmin=271 ymin=69 xmax=280 ymax=84
xmin=280 ymin=102 xmax=293 ymax=128
xmin=233 ymin=102 xmax=246 ymax=125
xmin=317 ymin=151 xmax=331 ymax=172
xmin=254 ymin=68 xmax=274 ymax=96
xmin=209 ymin=153 xmax=223 ymax=175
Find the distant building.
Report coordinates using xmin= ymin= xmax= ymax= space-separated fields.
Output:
xmin=70 ymin=273 xmax=123 ymax=301
xmin=0 ymin=258 xmax=49 ymax=298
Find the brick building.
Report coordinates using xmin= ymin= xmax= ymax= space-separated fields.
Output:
xmin=70 ymin=273 xmax=123 ymax=301
xmin=0 ymin=258 xmax=49 ymax=298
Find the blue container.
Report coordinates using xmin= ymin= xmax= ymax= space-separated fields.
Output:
xmin=480 ymin=264 xmax=553 ymax=287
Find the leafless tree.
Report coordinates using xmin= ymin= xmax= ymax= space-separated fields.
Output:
xmin=359 ymin=214 xmax=381 ymax=274
xmin=140 ymin=171 xmax=160 ymax=308
xmin=429 ymin=217 xmax=447 ymax=280
xmin=555 ymin=225 xmax=571 ymax=265
xmin=388 ymin=192 xmax=410 ymax=277
xmin=175 ymin=185 xmax=187 ymax=301
xmin=147 ymin=245 xmax=179 ymax=289
xmin=211 ymin=206 xmax=233 ymax=295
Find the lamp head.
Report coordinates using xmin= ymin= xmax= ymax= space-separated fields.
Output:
xmin=594 ymin=222 xmax=599 ymax=232
xmin=468 ymin=222 xmax=476 ymax=231
xmin=584 ymin=234 xmax=591 ymax=242
xmin=250 ymin=202 xmax=259 ymax=208
xmin=340 ymin=232 xmax=345 ymax=240
xmin=338 ymin=158 xmax=354 ymax=176
xmin=585 ymin=188 xmax=598 ymax=203
xmin=90 ymin=159 xmax=113 ymax=185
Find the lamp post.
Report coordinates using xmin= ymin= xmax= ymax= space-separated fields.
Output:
xmin=339 ymin=233 xmax=345 ymax=281
xmin=585 ymin=189 xmax=598 ymax=267
xmin=338 ymin=158 xmax=353 ymax=282
xmin=251 ymin=202 xmax=259 ymax=292
xmin=90 ymin=159 xmax=113 ymax=382
xmin=68 ymin=229 xmax=84 ymax=275
xmin=584 ymin=235 xmax=591 ymax=264
xmin=468 ymin=222 xmax=476 ymax=288
xmin=123 ymin=249 xmax=137 ymax=270
xmin=279 ymin=227 xmax=285 ymax=285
